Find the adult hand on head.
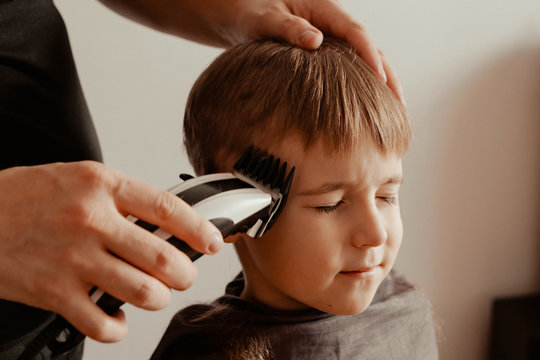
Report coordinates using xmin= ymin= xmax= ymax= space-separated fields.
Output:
xmin=0 ymin=161 xmax=222 ymax=342
xmin=235 ymin=0 xmax=405 ymax=104
xmin=99 ymin=0 xmax=404 ymax=104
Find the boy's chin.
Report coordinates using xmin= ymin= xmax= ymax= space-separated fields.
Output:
xmin=316 ymin=294 xmax=376 ymax=316
xmin=331 ymin=303 xmax=372 ymax=316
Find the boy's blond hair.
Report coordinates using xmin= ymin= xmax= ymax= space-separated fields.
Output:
xmin=184 ymin=38 xmax=411 ymax=175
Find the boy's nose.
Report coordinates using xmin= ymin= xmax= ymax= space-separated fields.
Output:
xmin=350 ymin=205 xmax=387 ymax=248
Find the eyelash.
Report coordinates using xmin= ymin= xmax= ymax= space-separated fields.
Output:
xmin=315 ymin=201 xmax=344 ymax=214
xmin=379 ymin=196 xmax=398 ymax=205
xmin=315 ymin=196 xmax=398 ymax=214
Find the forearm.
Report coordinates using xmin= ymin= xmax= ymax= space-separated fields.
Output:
xmin=98 ymin=0 xmax=244 ymax=47
xmin=97 ymin=0 xmax=405 ymax=104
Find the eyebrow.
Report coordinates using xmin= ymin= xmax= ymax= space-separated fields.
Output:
xmin=296 ymin=175 xmax=403 ymax=196
xmin=384 ymin=175 xmax=404 ymax=185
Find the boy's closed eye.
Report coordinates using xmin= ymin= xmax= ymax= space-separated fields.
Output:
xmin=312 ymin=193 xmax=398 ymax=214
xmin=314 ymin=200 xmax=345 ymax=214
xmin=377 ymin=195 xmax=399 ymax=206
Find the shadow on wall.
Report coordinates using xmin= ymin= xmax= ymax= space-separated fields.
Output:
xmin=430 ymin=47 xmax=540 ymax=360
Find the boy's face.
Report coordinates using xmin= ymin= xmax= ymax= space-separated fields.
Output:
xmin=232 ymin=135 xmax=404 ymax=315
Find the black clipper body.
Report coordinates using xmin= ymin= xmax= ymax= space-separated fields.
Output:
xmin=144 ymin=145 xmax=295 ymax=261
xmin=19 ymin=147 xmax=294 ymax=360
xmin=132 ymin=168 xmax=289 ymax=261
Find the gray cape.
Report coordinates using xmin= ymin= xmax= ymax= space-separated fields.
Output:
xmin=151 ymin=271 xmax=438 ymax=360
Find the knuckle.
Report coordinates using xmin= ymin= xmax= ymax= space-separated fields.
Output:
xmin=352 ymin=23 xmax=367 ymax=34
xmin=53 ymin=163 xmax=113 ymax=235
xmin=153 ymin=192 xmax=177 ymax=221
xmin=154 ymin=246 xmax=176 ymax=274
xmin=112 ymin=176 xmax=132 ymax=199
xmin=260 ymin=6 xmax=302 ymax=31
xmin=76 ymin=161 xmax=112 ymax=189
xmin=133 ymin=280 xmax=155 ymax=307
xmin=282 ymin=16 xmax=304 ymax=32
xmin=261 ymin=3 xmax=283 ymax=18
xmin=62 ymin=202 xmax=104 ymax=238
xmin=68 ymin=204 xmax=94 ymax=226
xmin=61 ymin=246 xmax=87 ymax=271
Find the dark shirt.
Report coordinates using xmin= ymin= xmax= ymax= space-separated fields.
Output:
xmin=0 ymin=0 xmax=101 ymax=358
xmin=0 ymin=0 xmax=101 ymax=169
xmin=151 ymin=271 xmax=439 ymax=360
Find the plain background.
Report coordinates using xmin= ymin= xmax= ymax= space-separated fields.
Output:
xmin=53 ymin=1 xmax=540 ymax=359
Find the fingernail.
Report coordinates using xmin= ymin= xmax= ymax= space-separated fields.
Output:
xmin=380 ymin=66 xmax=387 ymax=83
xmin=207 ymin=232 xmax=223 ymax=254
xmin=299 ymin=30 xmax=323 ymax=48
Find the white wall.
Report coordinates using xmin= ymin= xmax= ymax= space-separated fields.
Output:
xmin=54 ymin=1 xmax=540 ymax=359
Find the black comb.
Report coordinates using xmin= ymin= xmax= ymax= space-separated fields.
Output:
xmin=233 ymin=146 xmax=295 ymax=235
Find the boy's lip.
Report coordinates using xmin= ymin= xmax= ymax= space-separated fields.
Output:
xmin=340 ymin=265 xmax=381 ymax=278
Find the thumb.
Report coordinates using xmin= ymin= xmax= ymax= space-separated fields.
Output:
xmin=255 ymin=9 xmax=323 ymax=49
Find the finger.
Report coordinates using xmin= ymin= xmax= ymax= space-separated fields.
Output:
xmin=379 ymin=50 xmax=406 ymax=105
xmin=112 ymin=174 xmax=223 ymax=255
xmin=105 ymin=215 xmax=198 ymax=291
xmin=61 ymin=285 xmax=128 ymax=343
xmin=89 ymin=249 xmax=175 ymax=311
xmin=308 ymin=2 xmax=386 ymax=81
xmin=252 ymin=5 xmax=323 ymax=49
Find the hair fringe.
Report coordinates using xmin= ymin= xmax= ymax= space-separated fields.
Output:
xmin=184 ymin=38 xmax=411 ymax=175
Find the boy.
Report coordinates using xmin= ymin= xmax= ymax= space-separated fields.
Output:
xmin=152 ymin=38 xmax=438 ymax=359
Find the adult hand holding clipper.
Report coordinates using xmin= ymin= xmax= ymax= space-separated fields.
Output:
xmin=0 ymin=161 xmax=223 ymax=343
xmin=14 ymin=147 xmax=294 ymax=360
